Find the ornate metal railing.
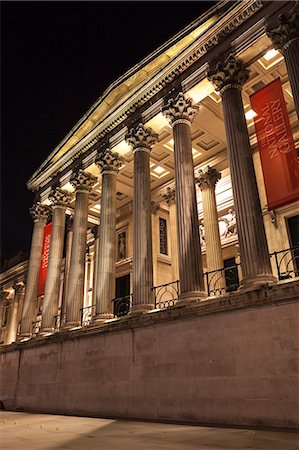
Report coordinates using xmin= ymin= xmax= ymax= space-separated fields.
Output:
xmin=112 ymin=295 xmax=132 ymax=318
xmin=153 ymin=280 xmax=180 ymax=309
xmin=204 ymin=264 xmax=240 ymax=297
xmin=270 ymin=245 xmax=299 ymax=280
xmin=80 ymin=304 xmax=96 ymax=326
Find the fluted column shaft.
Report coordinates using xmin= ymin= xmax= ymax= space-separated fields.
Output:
xmin=163 ymin=93 xmax=205 ymax=301
xmin=6 ymin=285 xmax=24 ymax=344
xmin=172 ymin=122 xmax=205 ymax=298
xmin=95 ymin=173 xmax=117 ymax=318
xmin=20 ymin=203 xmax=49 ymax=338
xmin=126 ymin=124 xmax=158 ymax=312
xmin=209 ymin=55 xmax=276 ymax=288
xmin=41 ymin=188 xmax=71 ymax=333
xmin=64 ymin=170 xmax=96 ymax=328
xmin=284 ymin=40 xmax=299 ymax=119
xmin=62 ymin=218 xmax=73 ymax=322
xmin=267 ymin=4 xmax=299 ymax=119
xmin=94 ymin=149 xmax=122 ymax=319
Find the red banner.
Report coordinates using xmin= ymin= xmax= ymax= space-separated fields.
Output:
xmin=250 ymin=78 xmax=299 ymax=210
xmin=37 ymin=222 xmax=52 ymax=297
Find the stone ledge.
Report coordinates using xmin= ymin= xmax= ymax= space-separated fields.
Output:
xmin=1 ymin=280 xmax=298 ymax=353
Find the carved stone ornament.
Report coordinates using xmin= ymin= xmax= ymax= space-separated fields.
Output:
xmin=208 ymin=54 xmax=249 ymax=93
xmin=125 ymin=123 xmax=158 ymax=151
xmin=48 ymin=187 xmax=73 ymax=207
xmin=151 ymin=201 xmax=160 ymax=215
xmin=96 ymin=149 xmax=123 ymax=173
xmin=267 ymin=2 xmax=299 ymax=52
xmin=0 ymin=291 xmax=9 ymax=302
xmin=162 ymin=92 xmax=198 ymax=125
xmin=197 ymin=166 xmax=221 ymax=190
xmin=29 ymin=202 xmax=51 ymax=222
xmin=161 ymin=187 xmax=176 ymax=206
xmin=71 ymin=169 xmax=97 ymax=193
xmin=13 ymin=282 xmax=24 ymax=293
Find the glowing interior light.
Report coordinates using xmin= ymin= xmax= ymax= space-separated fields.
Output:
xmin=264 ymin=49 xmax=279 ymax=61
xmin=153 ymin=165 xmax=165 ymax=174
xmin=245 ymin=109 xmax=257 ymax=121
xmin=94 ymin=204 xmax=101 ymax=210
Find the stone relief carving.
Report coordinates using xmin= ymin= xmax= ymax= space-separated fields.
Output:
xmin=117 ymin=231 xmax=127 ymax=260
xmin=200 ymin=209 xmax=237 ymax=247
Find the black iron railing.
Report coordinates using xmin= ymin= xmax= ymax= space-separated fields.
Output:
xmin=112 ymin=295 xmax=132 ymax=318
xmin=80 ymin=304 xmax=96 ymax=326
xmin=270 ymin=245 xmax=299 ymax=280
xmin=204 ymin=264 xmax=240 ymax=297
xmin=153 ymin=280 xmax=180 ymax=309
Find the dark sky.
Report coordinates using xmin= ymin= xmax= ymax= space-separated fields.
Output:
xmin=1 ymin=1 xmax=213 ymax=266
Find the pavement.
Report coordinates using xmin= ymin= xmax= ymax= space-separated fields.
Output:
xmin=0 ymin=411 xmax=298 ymax=450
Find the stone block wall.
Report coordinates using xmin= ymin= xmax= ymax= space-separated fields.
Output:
xmin=1 ymin=282 xmax=298 ymax=428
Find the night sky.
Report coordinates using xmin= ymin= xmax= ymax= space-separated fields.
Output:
xmin=1 ymin=1 xmax=213 ymax=267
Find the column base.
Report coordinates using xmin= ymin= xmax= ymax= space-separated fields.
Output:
xmin=92 ymin=313 xmax=114 ymax=323
xmin=178 ymin=290 xmax=207 ymax=304
xmin=129 ymin=303 xmax=155 ymax=316
xmin=62 ymin=321 xmax=81 ymax=331
xmin=39 ymin=327 xmax=55 ymax=336
xmin=18 ymin=333 xmax=31 ymax=342
xmin=239 ymin=273 xmax=277 ymax=292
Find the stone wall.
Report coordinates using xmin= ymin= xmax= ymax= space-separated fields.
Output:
xmin=1 ymin=282 xmax=298 ymax=428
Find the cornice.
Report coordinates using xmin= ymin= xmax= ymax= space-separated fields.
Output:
xmin=27 ymin=0 xmax=264 ymax=192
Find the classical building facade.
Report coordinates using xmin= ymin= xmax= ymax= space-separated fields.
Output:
xmin=1 ymin=0 xmax=299 ymax=344
xmin=0 ymin=0 xmax=299 ymax=428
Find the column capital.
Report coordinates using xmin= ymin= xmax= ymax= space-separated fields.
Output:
xmin=208 ymin=54 xmax=249 ymax=94
xmin=0 ymin=291 xmax=9 ymax=302
xmin=95 ymin=149 xmax=123 ymax=174
xmin=71 ymin=169 xmax=97 ymax=193
xmin=197 ymin=166 xmax=221 ymax=190
xmin=29 ymin=202 xmax=50 ymax=222
xmin=161 ymin=187 xmax=176 ymax=206
xmin=49 ymin=187 xmax=73 ymax=208
xmin=162 ymin=92 xmax=198 ymax=126
xmin=267 ymin=3 xmax=299 ymax=52
xmin=125 ymin=123 xmax=158 ymax=152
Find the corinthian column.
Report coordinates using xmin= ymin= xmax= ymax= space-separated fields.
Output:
xmin=208 ymin=54 xmax=276 ymax=289
xmin=197 ymin=166 xmax=225 ymax=293
xmin=267 ymin=3 xmax=299 ymax=119
xmin=64 ymin=170 xmax=96 ymax=329
xmin=94 ymin=149 xmax=123 ymax=321
xmin=163 ymin=93 xmax=206 ymax=302
xmin=19 ymin=203 xmax=50 ymax=339
xmin=126 ymin=123 xmax=158 ymax=312
xmin=6 ymin=283 xmax=24 ymax=344
xmin=161 ymin=187 xmax=179 ymax=281
xmin=41 ymin=188 xmax=72 ymax=334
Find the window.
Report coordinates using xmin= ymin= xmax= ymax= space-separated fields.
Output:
xmin=159 ymin=218 xmax=168 ymax=255
xmin=224 ymin=257 xmax=239 ymax=292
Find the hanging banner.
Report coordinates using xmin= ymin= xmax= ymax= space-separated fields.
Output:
xmin=250 ymin=78 xmax=299 ymax=210
xmin=37 ymin=222 xmax=52 ymax=297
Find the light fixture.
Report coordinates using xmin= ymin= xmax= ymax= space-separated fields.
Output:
xmin=245 ymin=109 xmax=257 ymax=121
xmin=264 ymin=48 xmax=279 ymax=61
xmin=153 ymin=165 xmax=165 ymax=175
